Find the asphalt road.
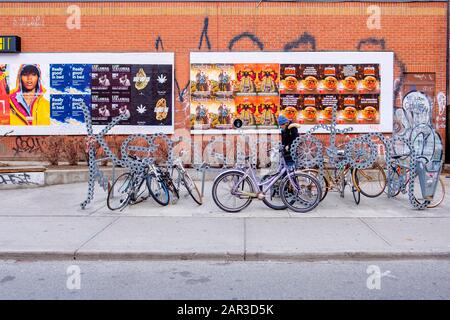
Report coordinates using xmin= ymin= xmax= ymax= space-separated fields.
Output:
xmin=0 ymin=259 xmax=449 ymax=299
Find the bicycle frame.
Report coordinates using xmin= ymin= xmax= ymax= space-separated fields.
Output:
xmin=230 ymin=153 xmax=297 ymax=199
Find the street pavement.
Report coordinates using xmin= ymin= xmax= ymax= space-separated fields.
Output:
xmin=0 ymin=259 xmax=449 ymax=299
xmin=0 ymin=177 xmax=449 ymax=261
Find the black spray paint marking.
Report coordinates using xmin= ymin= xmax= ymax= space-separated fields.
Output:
xmin=155 ymin=36 xmax=164 ymax=51
xmin=175 ymin=77 xmax=190 ymax=103
xmin=228 ymin=32 xmax=264 ymax=51
xmin=12 ymin=137 xmax=43 ymax=155
xmin=198 ymin=17 xmax=211 ymax=50
xmin=356 ymin=37 xmax=406 ymax=104
xmin=0 ymin=173 xmax=39 ymax=185
xmin=283 ymin=32 xmax=316 ymax=52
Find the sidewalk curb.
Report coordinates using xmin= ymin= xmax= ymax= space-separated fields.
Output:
xmin=2 ymin=251 xmax=450 ymax=261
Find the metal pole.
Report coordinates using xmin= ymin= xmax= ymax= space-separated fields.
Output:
xmin=201 ymin=167 xmax=206 ymax=198
xmin=111 ymin=159 xmax=115 ymax=198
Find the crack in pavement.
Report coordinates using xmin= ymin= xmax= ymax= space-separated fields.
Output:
xmin=73 ymin=216 xmax=122 ymax=259
xmin=359 ymin=218 xmax=392 ymax=247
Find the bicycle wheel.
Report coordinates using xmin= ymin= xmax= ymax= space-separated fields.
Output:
xmin=107 ymin=172 xmax=133 ymax=211
xmin=411 ymin=175 xmax=431 ymax=208
xmin=301 ymin=169 xmax=329 ymax=201
xmin=166 ymin=176 xmax=180 ymax=201
xmin=146 ymin=174 xmax=170 ymax=206
xmin=261 ymin=173 xmax=287 ymax=210
xmin=427 ymin=177 xmax=446 ymax=208
xmin=386 ymin=166 xmax=404 ymax=197
xmin=212 ymin=170 xmax=254 ymax=213
xmin=353 ymin=163 xmax=386 ymax=198
xmin=280 ymin=172 xmax=321 ymax=213
xmin=352 ymin=185 xmax=361 ymax=205
xmin=182 ymin=172 xmax=203 ymax=205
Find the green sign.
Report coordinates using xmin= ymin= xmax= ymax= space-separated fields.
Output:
xmin=0 ymin=36 xmax=21 ymax=53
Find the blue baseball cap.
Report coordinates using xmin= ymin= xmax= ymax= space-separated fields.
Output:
xmin=278 ymin=114 xmax=289 ymax=126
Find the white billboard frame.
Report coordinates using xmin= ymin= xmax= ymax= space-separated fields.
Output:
xmin=190 ymin=51 xmax=394 ymax=134
xmin=0 ymin=52 xmax=175 ymax=135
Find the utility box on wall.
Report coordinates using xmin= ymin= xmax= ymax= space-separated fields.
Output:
xmin=0 ymin=36 xmax=21 ymax=53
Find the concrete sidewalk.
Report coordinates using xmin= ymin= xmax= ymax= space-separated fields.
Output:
xmin=0 ymin=178 xmax=449 ymax=261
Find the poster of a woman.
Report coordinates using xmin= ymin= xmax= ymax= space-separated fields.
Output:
xmin=9 ymin=64 xmax=50 ymax=125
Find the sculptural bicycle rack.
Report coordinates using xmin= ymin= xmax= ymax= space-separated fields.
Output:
xmin=289 ymin=104 xmax=442 ymax=210
xmin=79 ymin=102 xmax=176 ymax=209
xmin=290 ymin=104 xmax=384 ymax=205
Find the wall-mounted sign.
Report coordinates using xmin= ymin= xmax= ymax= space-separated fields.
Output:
xmin=0 ymin=36 xmax=21 ymax=53
xmin=0 ymin=52 xmax=174 ymax=135
xmin=190 ymin=52 xmax=394 ymax=134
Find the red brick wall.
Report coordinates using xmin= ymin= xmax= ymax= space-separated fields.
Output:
xmin=0 ymin=1 xmax=447 ymax=161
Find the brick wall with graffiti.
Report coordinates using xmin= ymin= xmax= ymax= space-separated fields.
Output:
xmin=0 ymin=1 xmax=447 ymax=162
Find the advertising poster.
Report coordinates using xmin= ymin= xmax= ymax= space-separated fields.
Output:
xmin=70 ymin=64 xmax=91 ymax=94
xmin=70 ymin=95 xmax=91 ymax=125
xmin=190 ymin=52 xmax=392 ymax=133
xmin=0 ymin=53 xmax=174 ymax=135
xmin=280 ymin=65 xmax=300 ymax=94
xmin=49 ymin=64 xmax=70 ymax=94
xmin=235 ymin=96 xmax=258 ymax=128
xmin=50 ymin=94 xmax=71 ymax=124
xmin=212 ymin=97 xmax=235 ymax=129
xmin=190 ymin=64 xmax=214 ymax=98
xmin=130 ymin=64 xmax=172 ymax=126
xmin=91 ymin=91 xmax=111 ymax=125
xmin=91 ymin=64 xmax=112 ymax=92
xmin=8 ymin=63 xmax=51 ymax=126
xmin=257 ymin=96 xmax=279 ymax=128
xmin=111 ymin=65 xmax=131 ymax=92
xmin=190 ymin=97 xmax=214 ymax=130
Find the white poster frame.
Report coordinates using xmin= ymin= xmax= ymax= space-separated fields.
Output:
xmin=0 ymin=52 xmax=175 ymax=135
xmin=190 ymin=51 xmax=394 ymax=134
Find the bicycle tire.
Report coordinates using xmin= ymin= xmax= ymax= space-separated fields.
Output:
xmin=212 ymin=170 xmax=254 ymax=213
xmin=261 ymin=173 xmax=287 ymax=210
xmin=352 ymin=185 xmax=361 ymax=205
xmin=146 ymin=175 xmax=170 ymax=206
xmin=182 ymin=172 xmax=203 ymax=205
xmin=107 ymin=172 xmax=133 ymax=211
xmin=301 ymin=169 xmax=329 ymax=201
xmin=166 ymin=176 xmax=180 ymax=200
xmin=427 ymin=177 xmax=446 ymax=208
xmin=353 ymin=163 xmax=386 ymax=198
xmin=280 ymin=172 xmax=321 ymax=213
xmin=386 ymin=168 xmax=402 ymax=197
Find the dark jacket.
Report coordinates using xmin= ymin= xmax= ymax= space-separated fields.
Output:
xmin=281 ymin=122 xmax=299 ymax=163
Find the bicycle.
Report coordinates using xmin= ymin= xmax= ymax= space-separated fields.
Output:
xmin=387 ymin=154 xmax=445 ymax=208
xmin=291 ymin=119 xmax=386 ymax=204
xmin=211 ymin=146 xmax=322 ymax=213
xmin=301 ymin=150 xmax=363 ymax=205
xmin=170 ymin=152 xmax=203 ymax=205
xmin=107 ymin=159 xmax=170 ymax=211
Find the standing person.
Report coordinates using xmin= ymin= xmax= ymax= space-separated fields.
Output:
xmin=278 ymin=114 xmax=300 ymax=167
xmin=9 ymin=64 xmax=50 ymax=125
